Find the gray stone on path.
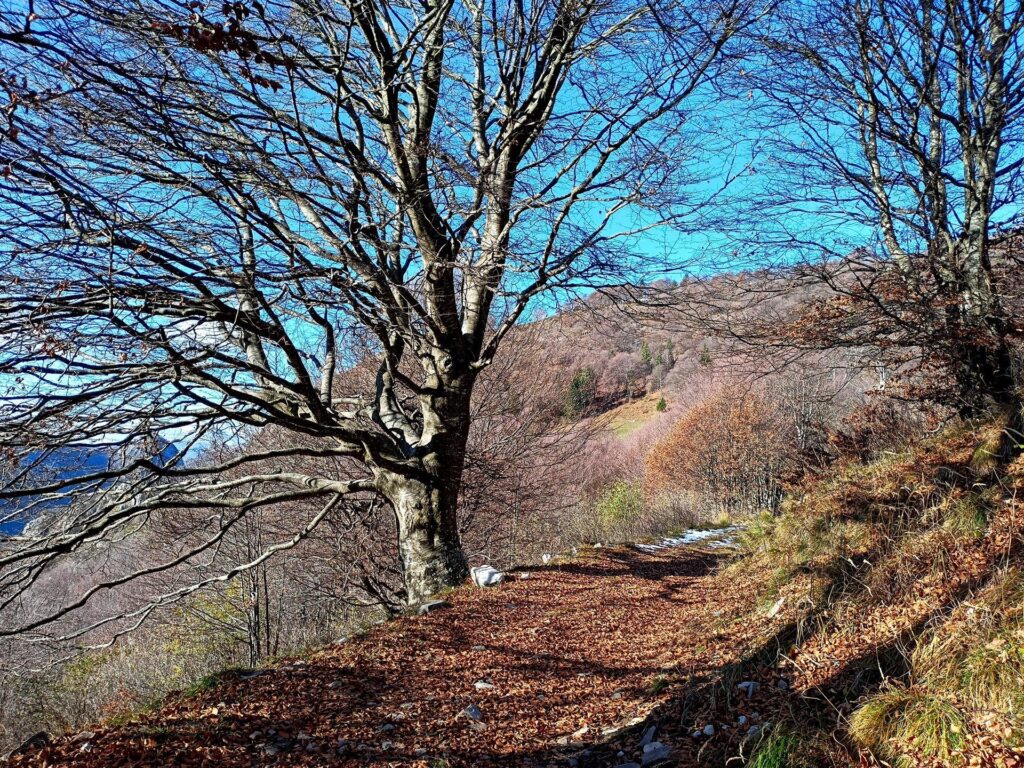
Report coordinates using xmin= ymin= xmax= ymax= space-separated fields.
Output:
xmin=640 ymin=741 xmax=671 ymax=766
xmin=639 ymin=725 xmax=656 ymax=747
xmin=460 ymin=703 xmax=483 ymax=721
xmin=418 ymin=600 xmax=450 ymax=615
xmin=737 ymin=680 xmax=759 ymax=699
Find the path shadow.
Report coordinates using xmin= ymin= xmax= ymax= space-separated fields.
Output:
xmin=518 ymin=547 xmax=721 ymax=606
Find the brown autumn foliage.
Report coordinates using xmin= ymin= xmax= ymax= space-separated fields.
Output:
xmin=644 ymin=388 xmax=791 ymax=519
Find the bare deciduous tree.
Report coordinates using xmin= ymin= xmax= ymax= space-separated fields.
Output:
xmin=0 ymin=0 xmax=761 ymax=631
xmin=732 ymin=0 xmax=1024 ymax=415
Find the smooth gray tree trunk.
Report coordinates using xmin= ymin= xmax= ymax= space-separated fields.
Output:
xmin=383 ymin=475 xmax=469 ymax=605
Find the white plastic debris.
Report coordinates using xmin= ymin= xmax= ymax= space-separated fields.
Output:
xmin=471 ymin=565 xmax=505 ymax=587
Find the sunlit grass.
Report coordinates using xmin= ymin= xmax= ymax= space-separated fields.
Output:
xmin=850 ymin=684 xmax=967 ymax=766
xmin=748 ymin=727 xmax=804 ymax=768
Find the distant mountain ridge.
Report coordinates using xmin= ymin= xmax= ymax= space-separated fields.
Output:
xmin=0 ymin=441 xmax=178 ymax=536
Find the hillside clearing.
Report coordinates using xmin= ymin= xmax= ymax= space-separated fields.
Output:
xmin=592 ymin=394 xmax=666 ymax=438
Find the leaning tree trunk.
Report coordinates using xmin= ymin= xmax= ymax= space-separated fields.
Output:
xmin=945 ymin=233 xmax=1018 ymax=418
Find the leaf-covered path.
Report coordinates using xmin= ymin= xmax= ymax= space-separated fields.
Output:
xmin=9 ymin=543 xmax=781 ymax=767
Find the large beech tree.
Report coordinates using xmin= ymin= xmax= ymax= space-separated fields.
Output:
xmin=0 ymin=0 xmax=758 ymax=628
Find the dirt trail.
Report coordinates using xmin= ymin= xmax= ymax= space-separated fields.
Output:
xmin=8 ymin=544 xmax=781 ymax=768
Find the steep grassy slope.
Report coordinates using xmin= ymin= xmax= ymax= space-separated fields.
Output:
xmin=727 ymin=416 xmax=1024 ymax=767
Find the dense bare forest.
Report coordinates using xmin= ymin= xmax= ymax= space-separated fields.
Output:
xmin=0 ymin=0 xmax=1022 ymax=765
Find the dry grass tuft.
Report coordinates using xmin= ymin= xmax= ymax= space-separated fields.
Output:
xmin=913 ymin=567 xmax=1024 ymax=714
xmin=850 ymin=684 xmax=968 ymax=767
xmin=969 ymin=414 xmax=1011 ymax=478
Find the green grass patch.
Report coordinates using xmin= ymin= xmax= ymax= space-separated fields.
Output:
xmin=941 ymin=492 xmax=991 ymax=540
xmin=647 ymin=674 xmax=669 ymax=695
xmin=748 ymin=727 xmax=805 ymax=768
xmin=182 ymin=672 xmax=225 ymax=698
